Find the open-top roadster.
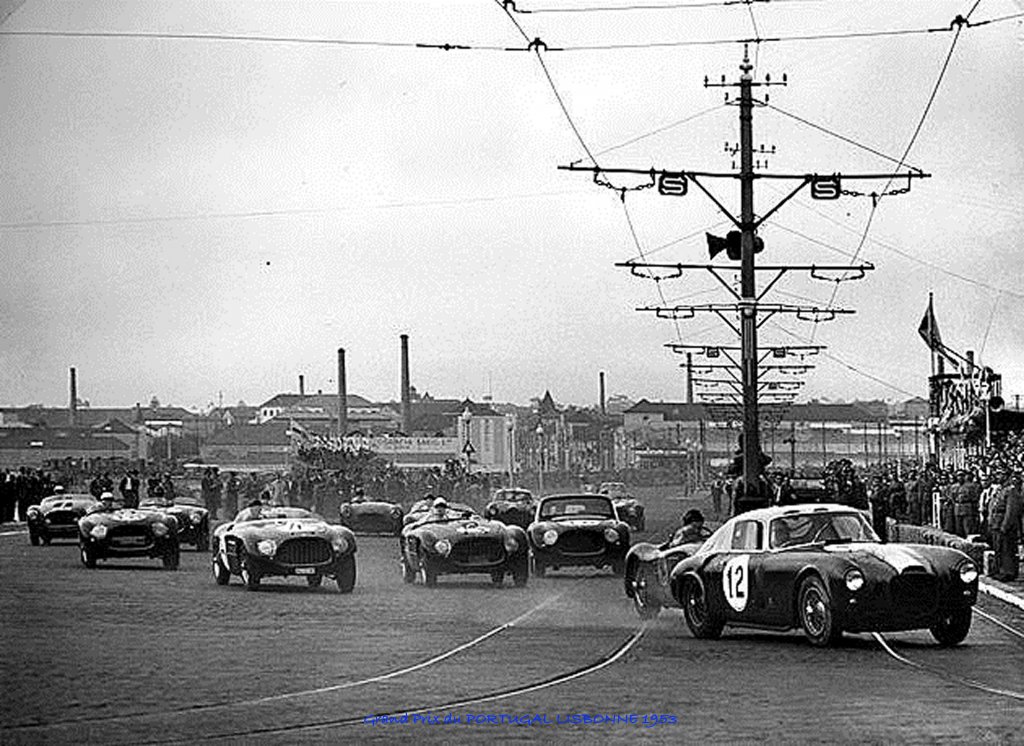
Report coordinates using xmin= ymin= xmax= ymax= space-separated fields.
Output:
xmin=27 ymin=493 xmax=98 ymax=545
xmin=528 ymin=494 xmax=631 ymax=577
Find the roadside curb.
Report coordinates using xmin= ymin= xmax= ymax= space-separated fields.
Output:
xmin=979 ymin=580 xmax=1024 ymax=612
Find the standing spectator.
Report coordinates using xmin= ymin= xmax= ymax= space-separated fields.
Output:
xmin=988 ymin=471 xmax=1011 ymax=580
xmin=887 ymin=476 xmax=908 ymax=521
xmin=0 ymin=469 xmax=14 ymax=523
xmin=119 ymin=469 xmax=141 ymax=508
xmin=905 ymin=470 xmax=922 ymax=525
xmin=224 ymin=472 xmax=241 ymax=518
xmin=939 ymin=476 xmax=957 ymax=535
xmin=978 ymin=473 xmax=998 ymax=541
xmin=710 ymin=478 xmax=724 ymax=517
xmin=996 ymin=475 xmax=1022 ymax=582
xmin=870 ymin=475 xmax=890 ymax=542
xmin=954 ymin=471 xmax=981 ymax=538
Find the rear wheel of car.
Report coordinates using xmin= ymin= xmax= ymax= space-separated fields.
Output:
xmin=335 ymin=555 xmax=356 ymax=593
xmin=29 ymin=531 xmax=40 ymax=546
xmin=491 ymin=570 xmax=504 ymax=586
xmin=682 ymin=578 xmax=724 ymax=639
xmin=162 ymin=544 xmax=180 ymax=571
xmin=80 ymin=542 xmax=98 ymax=569
xmin=798 ymin=576 xmax=842 ymax=647
xmin=512 ymin=557 xmax=529 ymax=587
xmin=240 ymin=553 xmax=261 ymax=590
xmin=418 ymin=557 xmax=437 ymax=587
xmin=531 ymin=554 xmax=546 ymax=579
xmin=212 ymin=554 xmax=230 ymax=585
xmin=930 ymin=607 xmax=972 ymax=646
xmin=307 ymin=574 xmax=323 ymax=588
xmin=401 ymin=557 xmax=416 ymax=584
xmin=631 ymin=564 xmax=661 ymax=621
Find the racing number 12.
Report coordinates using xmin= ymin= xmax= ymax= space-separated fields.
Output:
xmin=727 ymin=563 xmax=745 ymax=600
xmin=722 ymin=555 xmax=750 ymax=612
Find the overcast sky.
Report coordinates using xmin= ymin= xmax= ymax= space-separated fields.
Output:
xmin=1 ymin=1 xmax=1023 ymax=412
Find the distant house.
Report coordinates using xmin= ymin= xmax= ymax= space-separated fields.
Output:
xmin=0 ymin=425 xmax=134 ymax=469
xmin=198 ymin=423 xmax=292 ymax=472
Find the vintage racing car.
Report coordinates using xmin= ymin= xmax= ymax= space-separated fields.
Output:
xmin=598 ymin=482 xmax=645 ymax=531
xmin=670 ymin=504 xmax=979 ymax=646
xmin=484 ymin=488 xmax=536 ymax=529
xmin=339 ymin=495 xmax=404 ymax=535
xmin=78 ymin=501 xmax=181 ymax=569
xmin=27 ymin=493 xmax=99 ymax=545
xmin=624 ymin=523 xmax=714 ymax=620
xmin=400 ymin=500 xmax=529 ymax=587
xmin=212 ymin=505 xmax=357 ymax=592
xmin=139 ymin=493 xmax=210 ymax=551
xmin=528 ymin=494 xmax=631 ymax=577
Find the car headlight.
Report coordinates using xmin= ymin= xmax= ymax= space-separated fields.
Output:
xmin=256 ymin=539 xmax=277 ymax=556
xmin=433 ymin=539 xmax=451 ymax=557
xmin=604 ymin=528 xmax=621 ymax=544
xmin=152 ymin=522 xmax=169 ymax=538
xmin=958 ymin=562 xmax=978 ymax=585
xmin=332 ymin=535 xmax=349 ymax=554
xmin=543 ymin=529 xmax=558 ymax=546
xmin=90 ymin=524 xmax=107 ymax=539
xmin=503 ymin=535 xmax=519 ymax=553
xmin=844 ymin=568 xmax=865 ymax=592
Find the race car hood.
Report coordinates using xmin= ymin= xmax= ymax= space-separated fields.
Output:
xmin=409 ymin=517 xmax=510 ymax=542
xmin=613 ymin=498 xmax=639 ymax=510
xmin=530 ymin=517 xmax=624 ymax=534
xmin=341 ymin=501 xmax=402 ymax=516
xmin=80 ymin=508 xmax=178 ymax=530
xmin=232 ymin=517 xmax=337 ymax=541
xmin=487 ymin=500 xmax=532 ymax=512
xmin=140 ymin=502 xmax=208 ymax=522
xmin=32 ymin=497 xmax=97 ymax=515
xmin=823 ymin=542 xmax=960 ymax=574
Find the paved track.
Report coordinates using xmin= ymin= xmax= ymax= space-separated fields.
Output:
xmin=1 ymin=489 xmax=1022 ymax=744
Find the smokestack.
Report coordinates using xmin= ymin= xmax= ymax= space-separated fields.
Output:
xmin=69 ymin=367 xmax=78 ymax=426
xmin=599 ymin=371 xmax=606 ymax=415
xmin=337 ymin=348 xmax=348 ymax=437
xmin=299 ymin=374 xmax=305 ymax=397
xmin=400 ymin=334 xmax=412 ymax=434
xmin=966 ymin=350 xmax=975 ymax=372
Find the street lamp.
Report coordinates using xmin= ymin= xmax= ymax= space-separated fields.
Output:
xmin=461 ymin=408 xmax=473 ymax=474
xmin=505 ymin=415 xmax=515 ymax=487
xmin=535 ymin=423 xmax=544 ymax=497
xmin=894 ymin=430 xmax=902 ymax=479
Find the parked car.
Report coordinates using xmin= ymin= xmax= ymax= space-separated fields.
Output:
xmin=400 ymin=499 xmax=529 ymax=587
xmin=78 ymin=500 xmax=180 ymax=570
xmin=139 ymin=493 xmax=210 ymax=551
xmin=339 ymin=496 xmax=404 ymax=535
xmin=484 ymin=488 xmax=536 ymax=529
xmin=527 ymin=494 xmax=630 ymax=577
xmin=671 ymin=504 xmax=979 ymax=646
xmin=27 ymin=493 xmax=98 ymax=545
xmin=212 ymin=505 xmax=357 ymax=592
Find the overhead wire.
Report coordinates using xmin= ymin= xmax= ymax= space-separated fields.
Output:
xmin=509 ymin=0 xmax=818 ymax=13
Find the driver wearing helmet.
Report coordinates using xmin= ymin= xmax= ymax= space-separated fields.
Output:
xmin=89 ymin=491 xmax=118 ymax=514
xmin=430 ymin=496 xmax=449 ymax=520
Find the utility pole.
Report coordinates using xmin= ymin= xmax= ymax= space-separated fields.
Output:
xmin=560 ymin=45 xmax=928 ymax=515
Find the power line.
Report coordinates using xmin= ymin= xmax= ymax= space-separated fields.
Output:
xmin=511 ymin=0 xmax=822 ymax=13
xmin=586 ymin=103 xmax=726 ymax=162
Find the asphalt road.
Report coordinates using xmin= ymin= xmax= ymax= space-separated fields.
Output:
xmin=1 ymin=488 xmax=1022 ymax=745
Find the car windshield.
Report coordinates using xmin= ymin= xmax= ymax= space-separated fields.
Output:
xmin=539 ymin=496 xmax=615 ymax=520
xmin=495 ymin=491 xmax=531 ymax=503
xmin=41 ymin=495 xmax=91 ymax=508
xmin=414 ymin=504 xmax=477 ymax=524
xmin=236 ymin=506 xmax=320 ymax=522
xmin=769 ymin=511 xmax=879 ymax=549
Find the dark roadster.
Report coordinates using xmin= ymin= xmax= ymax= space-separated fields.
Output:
xmin=528 ymin=494 xmax=631 ymax=577
xmin=624 ymin=524 xmax=713 ymax=620
xmin=669 ymin=504 xmax=979 ymax=646
xmin=598 ymin=482 xmax=645 ymax=531
xmin=78 ymin=503 xmax=181 ymax=569
xmin=27 ymin=493 xmax=98 ymax=545
xmin=400 ymin=502 xmax=529 ymax=587
xmin=339 ymin=496 xmax=404 ymax=535
xmin=212 ymin=506 xmax=357 ymax=592
xmin=484 ymin=488 xmax=536 ymax=529
xmin=139 ymin=493 xmax=210 ymax=551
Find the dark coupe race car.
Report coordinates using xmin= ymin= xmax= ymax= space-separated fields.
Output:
xmin=598 ymin=482 xmax=645 ymax=531
xmin=528 ymin=494 xmax=631 ymax=577
xmin=139 ymin=493 xmax=210 ymax=551
xmin=339 ymin=496 xmax=404 ymax=535
xmin=26 ymin=493 xmax=99 ymax=545
xmin=671 ymin=504 xmax=979 ymax=646
xmin=624 ymin=525 xmax=714 ymax=620
xmin=78 ymin=502 xmax=181 ymax=569
xmin=400 ymin=501 xmax=529 ymax=587
xmin=484 ymin=488 xmax=536 ymax=529
xmin=212 ymin=505 xmax=357 ymax=592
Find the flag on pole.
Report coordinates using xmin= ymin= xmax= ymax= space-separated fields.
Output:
xmin=918 ymin=295 xmax=944 ymax=352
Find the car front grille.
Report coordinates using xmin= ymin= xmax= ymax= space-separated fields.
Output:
xmin=276 ymin=537 xmax=333 ymax=566
xmin=358 ymin=515 xmax=397 ymax=533
xmin=891 ymin=571 xmax=937 ymax=612
xmin=451 ymin=537 xmax=505 ymax=565
xmin=108 ymin=525 xmax=152 ymax=548
xmin=557 ymin=530 xmax=605 ymax=555
xmin=45 ymin=510 xmax=79 ymax=526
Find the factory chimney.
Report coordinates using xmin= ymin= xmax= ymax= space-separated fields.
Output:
xmin=299 ymin=374 xmax=305 ymax=397
xmin=599 ymin=371 xmax=606 ymax=416
xmin=69 ymin=367 xmax=78 ymax=426
xmin=400 ymin=334 xmax=412 ymax=434
xmin=337 ymin=348 xmax=348 ymax=437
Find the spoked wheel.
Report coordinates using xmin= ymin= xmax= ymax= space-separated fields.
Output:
xmin=80 ymin=542 xmax=98 ymax=569
xmin=631 ymin=564 xmax=661 ymax=621
xmin=682 ymin=578 xmax=723 ymax=639
xmin=194 ymin=527 xmax=210 ymax=553
xmin=335 ymin=555 xmax=356 ymax=593
xmin=29 ymin=532 xmax=40 ymax=546
xmin=240 ymin=552 xmax=261 ymax=591
xmin=512 ymin=558 xmax=529 ymax=587
xmin=798 ymin=576 xmax=842 ymax=647
xmin=930 ymin=607 xmax=972 ymax=647
xmin=401 ymin=557 xmax=416 ymax=584
xmin=418 ymin=557 xmax=437 ymax=587
xmin=531 ymin=554 xmax=546 ymax=579
xmin=212 ymin=554 xmax=230 ymax=585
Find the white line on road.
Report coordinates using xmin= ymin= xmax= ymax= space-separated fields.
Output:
xmin=979 ymin=580 xmax=1024 ymax=612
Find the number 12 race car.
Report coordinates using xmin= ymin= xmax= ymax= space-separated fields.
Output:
xmin=667 ymin=504 xmax=978 ymax=647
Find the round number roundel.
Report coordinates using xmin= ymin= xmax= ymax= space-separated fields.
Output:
xmin=722 ymin=554 xmax=750 ymax=612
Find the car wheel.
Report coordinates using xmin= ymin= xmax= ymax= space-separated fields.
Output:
xmin=335 ymin=555 xmax=356 ymax=593
xmin=531 ymin=554 xmax=546 ymax=579
xmin=611 ymin=559 xmax=625 ymax=576
xmin=491 ymin=570 xmax=505 ymax=587
xmin=682 ymin=578 xmax=724 ymax=639
xmin=798 ymin=576 xmax=841 ymax=646
xmin=41 ymin=534 xmax=52 ymax=546
xmin=29 ymin=531 xmax=40 ymax=546
xmin=240 ymin=553 xmax=261 ymax=590
xmin=162 ymin=543 xmax=180 ymax=571
xmin=401 ymin=557 xmax=416 ymax=584
xmin=418 ymin=557 xmax=437 ymax=587
xmin=631 ymin=564 xmax=661 ymax=621
xmin=80 ymin=542 xmax=98 ymax=569
xmin=512 ymin=557 xmax=529 ymax=587
xmin=212 ymin=554 xmax=231 ymax=585
xmin=307 ymin=574 xmax=323 ymax=588
xmin=930 ymin=607 xmax=972 ymax=646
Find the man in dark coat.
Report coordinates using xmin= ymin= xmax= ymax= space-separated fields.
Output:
xmin=119 ymin=469 xmax=141 ymax=508
xmin=995 ymin=474 xmax=1022 ymax=582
